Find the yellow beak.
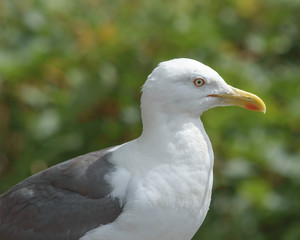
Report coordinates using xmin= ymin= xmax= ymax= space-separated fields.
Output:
xmin=209 ymin=86 xmax=266 ymax=113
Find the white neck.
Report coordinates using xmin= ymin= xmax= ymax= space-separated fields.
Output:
xmin=137 ymin=99 xmax=213 ymax=167
xmin=140 ymin=91 xmax=204 ymax=139
xmin=114 ymin=93 xmax=214 ymax=174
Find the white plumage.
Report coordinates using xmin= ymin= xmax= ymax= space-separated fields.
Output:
xmin=81 ymin=58 xmax=265 ymax=240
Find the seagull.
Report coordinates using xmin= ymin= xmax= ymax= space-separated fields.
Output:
xmin=0 ymin=58 xmax=266 ymax=240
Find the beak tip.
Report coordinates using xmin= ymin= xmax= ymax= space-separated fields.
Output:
xmin=231 ymin=86 xmax=266 ymax=114
xmin=245 ymin=103 xmax=266 ymax=113
xmin=260 ymin=102 xmax=266 ymax=114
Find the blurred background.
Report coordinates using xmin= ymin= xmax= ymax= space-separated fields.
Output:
xmin=0 ymin=0 xmax=299 ymax=239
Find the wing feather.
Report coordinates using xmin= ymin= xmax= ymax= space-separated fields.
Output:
xmin=0 ymin=149 xmax=124 ymax=240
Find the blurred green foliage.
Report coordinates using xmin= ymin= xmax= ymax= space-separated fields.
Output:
xmin=0 ymin=0 xmax=299 ymax=239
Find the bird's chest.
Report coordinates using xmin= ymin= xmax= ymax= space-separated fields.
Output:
xmin=132 ymin=133 xmax=213 ymax=238
xmin=140 ymin=159 xmax=212 ymax=213
xmin=102 ymin=123 xmax=214 ymax=240
xmin=125 ymin=162 xmax=213 ymax=240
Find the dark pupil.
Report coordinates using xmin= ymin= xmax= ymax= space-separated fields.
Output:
xmin=197 ymin=80 xmax=202 ymax=84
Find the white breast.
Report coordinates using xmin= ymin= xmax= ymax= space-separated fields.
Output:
xmin=81 ymin=120 xmax=214 ymax=240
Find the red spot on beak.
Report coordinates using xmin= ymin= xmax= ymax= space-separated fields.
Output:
xmin=245 ymin=103 xmax=260 ymax=111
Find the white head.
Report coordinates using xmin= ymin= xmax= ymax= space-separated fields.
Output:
xmin=141 ymin=58 xmax=265 ymax=121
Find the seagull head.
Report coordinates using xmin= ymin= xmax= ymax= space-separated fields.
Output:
xmin=141 ymin=58 xmax=266 ymax=118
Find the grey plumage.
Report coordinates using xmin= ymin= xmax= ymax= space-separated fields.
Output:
xmin=0 ymin=149 xmax=123 ymax=240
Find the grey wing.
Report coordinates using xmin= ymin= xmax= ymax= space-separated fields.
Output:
xmin=0 ymin=149 xmax=124 ymax=240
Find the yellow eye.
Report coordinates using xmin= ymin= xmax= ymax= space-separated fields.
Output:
xmin=193 ymin=78 xmax=205 ymax=87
